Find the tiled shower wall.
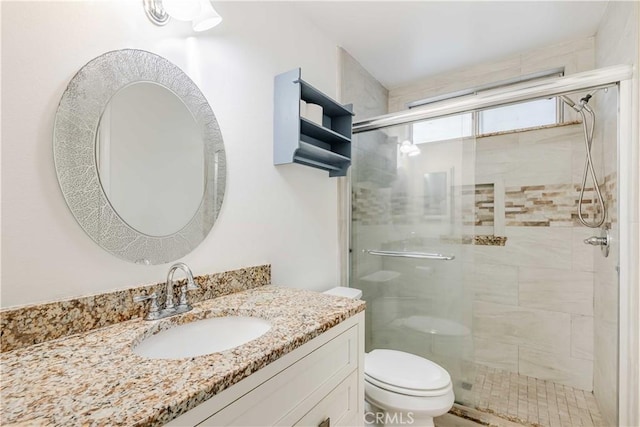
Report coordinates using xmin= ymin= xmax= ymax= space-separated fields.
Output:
xmin=468 ymin=124 xmax=609 ymax=392
xmin=352 ymin=123 xmax=612 ymax=392
xmin=375 ymin=37 xmax=609 ymax=392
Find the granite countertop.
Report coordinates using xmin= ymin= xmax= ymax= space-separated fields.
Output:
xmin=1 ymin=286 xmax=365 ymax=426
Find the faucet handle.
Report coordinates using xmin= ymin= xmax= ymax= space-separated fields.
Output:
xmin=134 ymin=292 xmax=160 ymax=319
xmin=178 ymin=279 xmax=199 ymax=309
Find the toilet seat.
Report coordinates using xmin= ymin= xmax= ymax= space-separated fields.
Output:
xmin=365 ymin=373 xmax=452 ymax=397
xmin=364 ymin=349 xmax=452 ymax=397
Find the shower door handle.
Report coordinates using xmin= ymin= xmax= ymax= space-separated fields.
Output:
xmin=364 ymin=249 xmax=455 ymax=261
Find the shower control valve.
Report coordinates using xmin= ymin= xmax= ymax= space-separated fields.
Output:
xmin=583 ymin=228 xmax=610 ymax=258
xmin=584 ymin=236 xmax=607 ymax=246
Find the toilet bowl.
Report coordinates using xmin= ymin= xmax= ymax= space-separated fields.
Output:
xmin=323 ymin=287 xmax=455 ymax=427
xmin=364 ymin=349 xmax=454 ymax=426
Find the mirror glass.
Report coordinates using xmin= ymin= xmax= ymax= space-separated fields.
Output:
xmin=54 ymin=49 xmax=226 ymax=264
xmin=96 ymin=82 xmax=204 ymax=237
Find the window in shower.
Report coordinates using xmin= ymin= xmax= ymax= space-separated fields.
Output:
xmin=411 ymin=98 xmax=559 ymax=145
xmin=478 ymin=97 xmax=558 ymax=134
xmin=409 ymin=68 xmax=565 ymax=144
xmin=412 ymin=113 xmax=473 ymax=144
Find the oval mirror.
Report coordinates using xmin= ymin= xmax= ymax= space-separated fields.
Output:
xmin=54 ymin=49 xmax=226 ymax=264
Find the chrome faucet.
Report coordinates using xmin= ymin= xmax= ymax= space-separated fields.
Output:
xmin=166 ymin=262 xmax=199 ymax=312
xmin=134 ymin=262 xmax=199 ymax=321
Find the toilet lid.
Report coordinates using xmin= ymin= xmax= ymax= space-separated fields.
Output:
xmin=365 ymin=349 xmax=451 ymax=392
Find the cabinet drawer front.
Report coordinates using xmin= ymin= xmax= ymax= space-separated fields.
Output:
xmin=293 ymin=370 xmax=358 ymax=427
xmin=199 ymin=325 xmax=358 ymax=426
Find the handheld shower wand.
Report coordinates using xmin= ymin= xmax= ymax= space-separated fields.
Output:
xmin=560 ymin=92 xmax=606 ymax=228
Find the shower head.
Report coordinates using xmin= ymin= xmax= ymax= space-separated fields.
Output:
xmin=561 ymin=94 xmax=594 ymax=114
xmin=562 ymin=89 xmax=600 ymax=114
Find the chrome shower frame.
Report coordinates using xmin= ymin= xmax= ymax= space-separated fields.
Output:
xmin=353 ymin=65 xmax=630 ymax=133
xmin=347 ymin=64 xmax=637 ymax=426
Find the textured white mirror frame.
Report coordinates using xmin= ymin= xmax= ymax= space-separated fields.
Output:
xmin=53 ymin=49 xmax=226 ymax=264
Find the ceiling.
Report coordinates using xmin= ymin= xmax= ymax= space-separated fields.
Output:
xmin=294 ymin=1 xmax=609 ymax=89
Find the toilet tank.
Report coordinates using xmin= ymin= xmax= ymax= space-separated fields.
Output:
xmin=323 ymin=287 xmax=362 ymax=300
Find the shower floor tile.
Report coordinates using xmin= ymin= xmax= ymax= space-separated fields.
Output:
xmin=453 ymin=365 xmax=605 ymax=427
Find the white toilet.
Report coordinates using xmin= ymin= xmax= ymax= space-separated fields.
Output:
xmin=324 ymin=287 xmax=455 ymax=427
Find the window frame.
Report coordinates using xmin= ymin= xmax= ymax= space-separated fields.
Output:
xmin=408 ymin=68 xmax=566 ymax=144
xmin=411 ymin=96 xmax=565 ymax=145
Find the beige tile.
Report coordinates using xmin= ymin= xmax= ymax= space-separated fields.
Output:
xmin=519 ymin=347 xmax=593 ymax=391
xmin=339 ymin=48 xmax=388 ymax=120
xmin=388 ymin=57 xmax=521 ymax=113
xmin=571 ymin=315 xmax=594 ymax=361
xmin=473 ymin=337 xmax=518 ymax=373
xmin=473 ymin=301 xmax=571 ymax=355
xmin=520 ymin=37 xmax=594 ymax=74
xmin=518 ymin=267 xmax=594 ymax=315
xmin=465 ymin=263 xmax=518 ymax=305
xmin=572 ymin=228 xmax=596 ymax=272
xmin=474 ymin=227 xmax=572 ymax=270
xmin=497 ymin=126 xmax=577 ymax=187
xmin=517 ymin=121 xmax=583 ymax=146
xmin=594 ymin=272 xmax=618 ymax=324
xmin=596 ymin=1 xmax=639 ymax=67
xmin=593 ymin=318 xmax=618 ymax=426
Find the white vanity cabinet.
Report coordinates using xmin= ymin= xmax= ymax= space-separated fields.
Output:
xmin=167 ymin=312 xmax=365 ymax=427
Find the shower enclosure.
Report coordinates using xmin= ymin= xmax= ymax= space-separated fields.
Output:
xmin=351 ymin=119 xmax=477 ymax=404
xmin=348 ymin=65 xmax=635 ymax=425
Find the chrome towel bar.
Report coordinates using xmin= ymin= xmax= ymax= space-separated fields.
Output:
xmin=364 ymin=249 xmax=455 ymax=261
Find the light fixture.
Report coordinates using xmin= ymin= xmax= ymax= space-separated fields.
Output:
xmin=192 ymin=0 xmax=223 ymax=32
xmin=163 ymin=0 xmax=202 ymax=21
xmin=399 ymin=140 xmax=421 ymax=157
xmin=144 ymin=0 xmax=223 ymax=31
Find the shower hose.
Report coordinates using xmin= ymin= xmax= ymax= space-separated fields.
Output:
xmin=576 ymin=101 xmax=606 ymax=228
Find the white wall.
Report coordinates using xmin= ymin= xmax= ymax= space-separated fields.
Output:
xmin=1 ymin=1 xmax=341 ymax=307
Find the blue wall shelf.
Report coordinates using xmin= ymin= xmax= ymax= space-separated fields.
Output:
xmin=274 ymin=68 xmax=354 ymax=177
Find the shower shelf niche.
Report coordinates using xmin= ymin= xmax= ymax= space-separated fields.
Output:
xmin=274 ymin=68 xmax=354 ymax=177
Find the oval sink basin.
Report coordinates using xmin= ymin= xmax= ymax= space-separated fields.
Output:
xmin=133 ymin=316 xmax=272 ymax=359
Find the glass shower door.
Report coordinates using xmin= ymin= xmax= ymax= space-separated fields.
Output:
xmin=351 ymin=118 xmax=476 ymax=405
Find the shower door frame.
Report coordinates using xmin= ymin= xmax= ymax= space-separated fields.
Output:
xmin=345 ymin=64 xmax=637 ymax=426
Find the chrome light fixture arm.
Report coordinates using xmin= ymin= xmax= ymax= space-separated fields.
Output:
xmin=143 ymin=0 xmax=169 ymax=26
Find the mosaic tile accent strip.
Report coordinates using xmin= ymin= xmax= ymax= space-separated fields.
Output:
xmin=504 ymin=184 xmax=576 ymax=227
xmin=601 ymin=172 xmax=617 ymax=226
xmin=0 ymin=286 xmax=365 ymax=426
xmin=474 ymin=235 xmax=507 ymax=246
xmin=353 ymin=174 xmax=617 ymax=229
xmin=0 ymin=265 xmax=270 ymax=353
xmin=462 ymin=183 xmax=495 ymax=226
xmin=353 ymin=185 xmax=391 ymax=225
xmin=503 ymin=181 xmax=614 ymax=227
xmin=469 ymin=364 xmax=604 ymax=427
xmin=439 ymin=235 xmax=507 ymax=246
